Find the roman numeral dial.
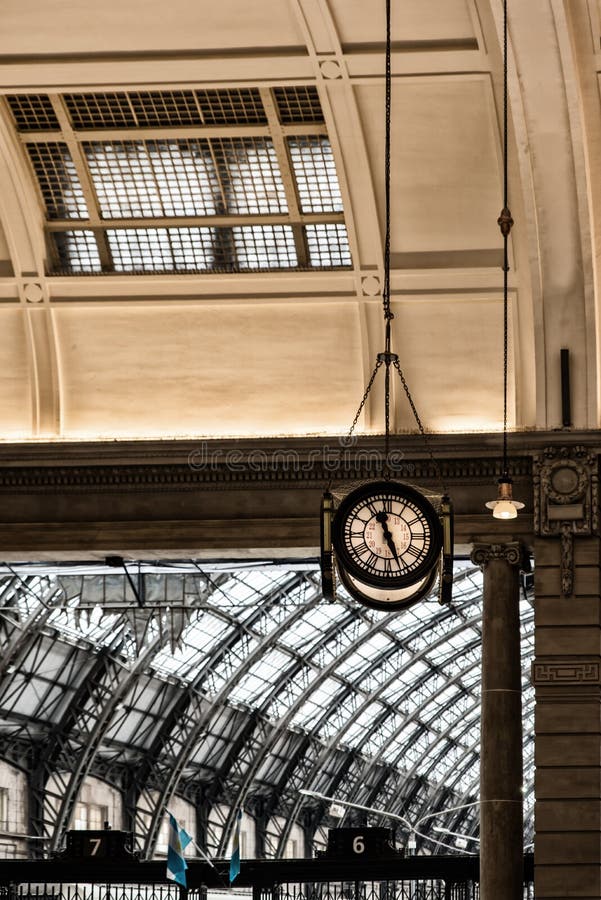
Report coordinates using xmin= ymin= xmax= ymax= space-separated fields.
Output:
xmin=331 ymin=480 xmax=443 ymax=592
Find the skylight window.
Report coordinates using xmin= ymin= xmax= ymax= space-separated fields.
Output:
xmin=288 ymin=137 xmax=343 ymax=213
xmin=26 ymin=144 xmax=88 ymax=219
xmin=7 ymin=86 xmax=351 ymax=275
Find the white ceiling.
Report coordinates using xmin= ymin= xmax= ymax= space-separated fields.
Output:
xmin=0 ymin=0 xmax=598 ymax=441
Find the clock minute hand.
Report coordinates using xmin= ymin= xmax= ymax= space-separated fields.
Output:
xmin=375 ymin=511 xmax=400 ymax=562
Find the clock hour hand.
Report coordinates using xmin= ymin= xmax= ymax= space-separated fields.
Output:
xmin=375 ymin=510 xmax=400 ymax=562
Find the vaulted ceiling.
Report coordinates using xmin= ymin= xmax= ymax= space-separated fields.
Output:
xmin=0 ymin=0 xmax=598 ymax=444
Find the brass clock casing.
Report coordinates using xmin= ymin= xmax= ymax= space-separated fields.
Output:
xmin=337 ymin=563 xmax=438 ymax=612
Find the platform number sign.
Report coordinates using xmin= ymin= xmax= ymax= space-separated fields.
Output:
xmin=63 ymin=829 xmax=133 ymax=859
xmin=88 ymin=836 xmax=103 ymax=856
xmin=325 ymin=827 xmax=396 ymax=859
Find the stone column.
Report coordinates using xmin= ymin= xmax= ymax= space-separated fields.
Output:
xmin=471 ymin=542 xmax=524 ymax=900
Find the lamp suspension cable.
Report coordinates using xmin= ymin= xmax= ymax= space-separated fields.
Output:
xmin=486 ymin=0 xmax=523 ymax=520
xmin=499 ymin=0 xmax=512 ymax=480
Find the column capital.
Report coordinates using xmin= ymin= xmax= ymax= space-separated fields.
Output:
xmin=471 ymin=541 xmax=526 ymax=569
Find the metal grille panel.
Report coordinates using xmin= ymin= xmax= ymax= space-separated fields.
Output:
xmin=84 ymin=139 xmax=218 ymax=218
xmin=53 ymin=231 xmax=102 ymax=273
xmin=306 ymin=224 xmax=351 ymax=267
xmin=195 ymin=87 xmax=266 ymax=125
xmin=129 ymin=91 xmax=202 ymax=127
xmin=233 ymin=224 xmax=297 ymax=268
xmin=105 ymin=225 xmax=298 ymax=273
xmin=65 ymin=93 xmax=137 ymax=129
xmin=64 ymin=88 xmax=266 ymax=129
xmin=6 ymin=95 xmax=60 ymax=131
xmin=84 ymin=138 xmax=287 ymax=218
xmin=274 ymin=86 xmax=324 ymax=124
xmin=211 ymin=137 xmax=288 ymax=214
xmin=9 ymin=89 xmax=349 ymax=275
xmin=288 ymin=137 xmax=343 ymax=213
xmin=26 ymin=144 xmax=89 ymax=219
xmin=107 ymin=227 xmax=216 ymax=272
xmin=271 ymin=881 xmax=462 ymax=900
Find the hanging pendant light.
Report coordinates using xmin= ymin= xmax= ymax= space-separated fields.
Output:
xmin=486 ymin=0 xmax=523 ymax=520
xmin=486 ymin=474 xmax=524 ymax=520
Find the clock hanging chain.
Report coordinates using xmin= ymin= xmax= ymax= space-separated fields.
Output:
xmin=344 ymin=0 xmax=446 ymax=497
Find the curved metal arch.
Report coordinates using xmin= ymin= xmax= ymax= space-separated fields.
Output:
xmin=131 ymin=571 xmax=309 ymax=852
xmin=0 ymin=575 xmax=67 ymax=684
xmin=381 ymin=656 xmax=533 ymax=818
xmin=147 ymin=590 xmax=365 ymax=839
xmin=269 ymin=617 xmax=433 ymax=853
xmin=325 ymin=647 xmax=533 ymax=847
xmin=141 ymin=573 xmax=328 ymax=856
xmin=342 ymin=609 xmax=534 ymax=817
xmin=32 ymin=648 xmax=118 ymax=836
xmin=215 ymin=597 xmax=408 ymax=855
xmin=281 ymin=648 xmax=480 ymax=841
xmin=276 ymin=588 xmax=490 ymax=850
xmin=420 ymin=700 xmax=535 ymax=847
xmin=47 ymin=634 xmax=166 ymax=850
xmin=439 ymin=742 xmax=535 ymax=848
xmin=268 ymin=570 xmax=528 ymax=848
xmin=36 ymin=568 xmax=226 ymax=850
xmin=296 ymin=620 xmax=479 ymax=812
xmin=426 ymin=691 xmax=536 ymax=813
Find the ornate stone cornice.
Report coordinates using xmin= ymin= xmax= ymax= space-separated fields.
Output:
xmin=0 ymin=455 xmax=531 ymax=493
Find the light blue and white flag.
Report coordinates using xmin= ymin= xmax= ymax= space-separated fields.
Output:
xmin=167 ymin=812 xmax=193 ymax=888
xmin=229 ymin=809 xmax=242 ymax=884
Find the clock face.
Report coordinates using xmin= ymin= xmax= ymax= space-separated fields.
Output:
xmin=337 ymin=564 xmax=438 ymax=611
xmin=332 ymin=481 xmax=442 ymax=589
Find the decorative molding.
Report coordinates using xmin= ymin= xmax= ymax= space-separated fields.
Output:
xmin=533 ymin=445 xmax=599 ymax=597
xmin=470 ymin=541 xmax=525 ymax=569
xmin=532 ymin=658 xmax=601 ymax=685
xmin=318 ymin=57 xmax=344 ymax=79
xmin=22 ymin=282 xmax=44 ymax=304
xmin=0 ymin=454 xmax=532 ymax=494
xmin=361 ymin=274 xmax=381 ymax=297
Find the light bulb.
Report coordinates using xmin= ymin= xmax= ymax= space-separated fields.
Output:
xmin=492 ymin=499 xmax=518 ymax=520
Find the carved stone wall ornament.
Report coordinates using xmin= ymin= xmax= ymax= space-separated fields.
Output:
xmin=533 ymin=445 xmax=599 ymax=596
xmin=532 ymin=658 xmax=601 ymax=685
xmin=470 ymin=541 xmax=525 ymax=569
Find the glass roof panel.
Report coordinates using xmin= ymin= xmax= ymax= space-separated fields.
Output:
xmin=0 ymin=559 xmax=535 ymax=847
xmin=288 ymin=136 xmax=343 ymax=213
xmin=228 ymin=647 xmax=296 ymax=705
xmin=290 ymin=676 xmax=350 ymax=728
xmin=26 ymin=143 xmax=89 ymax=219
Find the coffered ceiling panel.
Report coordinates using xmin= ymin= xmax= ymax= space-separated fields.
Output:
xmin=328 ymin=0 xmax=476 ymax=46
xmin=54 ymin=301 xmax=363 ymax=438
xmin=355 ymin=77 xmax=502 ymax=259
xmin=0 ymin=0 xmax=304 ymax=56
